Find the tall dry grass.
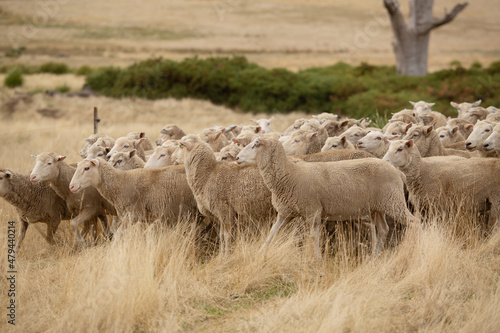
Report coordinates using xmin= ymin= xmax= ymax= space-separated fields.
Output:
xmin=0 ymin=89 xmax=499 ymax=332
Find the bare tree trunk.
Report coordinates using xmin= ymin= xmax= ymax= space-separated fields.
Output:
xmin=384 ymin=0 xmax=468 ymax=76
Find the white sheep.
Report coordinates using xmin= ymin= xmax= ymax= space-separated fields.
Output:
xmin=340 ymin=124 xmax=368 ymax=145
xmin=217 ymin=143 xmax=243 ymax=161
xmin=235 ymin=137 xmax=416 ymax=258
xmin=482 ymin=123 xmax=500 ymax=153
xmin=356 ymin=131 xmax=391 ymax=158
xmin=178 ymin=134 xmax=275 ymax=256
xmin=465 ymin=107 xmax=492 ymax=124
xmin=388 ymin=109 xmax=418 ymax=124
xmin=30 ymin=153 xmax=116 ymax=245
xmin=0 ymin=168 xmax=73 ymax=252
xmin=465 ymin=120 xmax=498 ymax=156
xmin=383 ymin=140 xmax=499 ymax=227
xmin=69 ymin=160 xmax=199 ymax=227
xmin=155 ymin=124 xmax=186 ymax=146
xmin=410 ymin=100 xmax=435 ymax=115
xmin=450 ymin=100 xmax=482 ymax=119
xmin=417 ymin=111 xmax=447 ymax=128
xmin=383 ymin=121 xmax=411 ymax=139
xmin=144 ymin=143 xmax=179 ymax=168
xmin=108 ymin=150 xmax=145 ymax=170
xmin=435 ymin=126 xmax=464 ymax=147
xmin=126 ymin=132 xmax=155 ymax=151
xmin=198 ymin=127 xmax=230 ymax=152
xmin=251 ymin=117 xmax=274 ymax=133
xmin=107 ymin=136 xmax=147 ymax=161
xmin=282 ymin=130 xmax=321 ymax=155
xmin=85 ymin=138 xmax=111 ymax=160
xmin=321 ymin=136 xmax=354 ymax=152
xmin=403 ymin=125 xmax=472 ymax=158
xmin=79 ymin=133 xmax=115 ymax=159
xmin=312 ymin=112 xmax=340 ymax=124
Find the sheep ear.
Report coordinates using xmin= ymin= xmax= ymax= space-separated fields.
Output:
xmin=90 ymin=159 xmax=99 ymax=167
xmin=472 ymin=100 xmax=482 ymax=107
xmin=340 ymin=136 xmax=347 ymax=145
xmin=406 ymin=140 xmax=414 ymax=148
xmin=4 ymin=171 xmax=12 ymax=179
xmin=139 ymin=132 xmax=146 ymax=139
xmin=450 ymin=102 xmax=458 ymax=108
xmin=341 ymin=120 xmax=349 ymax=127
xmin=425 ymin=126 xmax=433 ymax=135
xmin=451 ymin=127 xmax=459 ymax=135
xmin=409 ymin=101 xmax=416 ymax=106
xmin=160 ymin=128 xmax=169 ymax=135
xmin=84 ymin=138 xmax=93 ymax=143
xmin=215 ymin=130 xmax=224 ymax=140
xmin=57 ymin=155 xmax=66 ymax=162
xmin=105 ymin=147 xmax=111 ymax=154
xmin=179 ymin=140 xmax=194 ymax=151
xmin=429 ymin=103 xmax=435 ymax=107
xmin=251 ymin=119 xmax=258 ymax=124
xmin=306 ymin=133 xmax=318 ymax=142
xmin=405 ymin=123 xmax=413 ymax=132
xmin=255 ymin=126 xmax=261 ymax=134
xmin=465 ymin=124 xmax=474 ymax=130
xmin=129 ymin=149 xmax=136 ymax=158
xmin=269 ymin=116 xmax=275 ymax=122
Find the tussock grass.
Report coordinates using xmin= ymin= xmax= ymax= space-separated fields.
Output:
xmin=0 ymin=91 xmax=499 ymax=332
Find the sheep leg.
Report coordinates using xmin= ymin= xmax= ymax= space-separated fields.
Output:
xmin=44 ymin=220 xmax=60 ymax=245
xmin=261 ymin=213 xmax=293 ymax=251
xmin=70 ymin=211 xmax=93 ymax=247
xmin=219 ymin=221 xmax=232 ymax=257
xmin=371 ymin=212 xmax=389 ymax=254
xmin=14 ymin=218 xmax=29 ymax=254
xmin=98 ymin=214 xmax=112 ymax=240
xmin=309 ymin=213 xmax=323 ymax=260
xmin=490 ymin=197 xmax=500 ymax=233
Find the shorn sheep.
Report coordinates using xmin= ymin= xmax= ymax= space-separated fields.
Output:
xmin=321 ymin=136 xmax=355 ymax=152
xmin=0 ymin=168 xmax=72 ymax=252
xmin=235 ymin=137 xmax=417 ymax=258
xmin=178 ymin=134 xmax=275 ymax=256
xmin=356 ymin=131 xmax=392 ymax=158
xmin=69 ymin=160 xmax=199 ymax=227
xmin=450 ymin=100 xmax=482 ymax=119
xmin=482 ymin=123 xmax=500 ymax=153
xmin=465 ymin=120 xmax=498 ymax=157
xmin=144 ymin=143 xmax=179 ymax=168
xmin=383 ymin=140 xmax=500 ymax=228
xmin=403 ymin=125 xmax=471 ymax=158
xmin=107 ymin=136 xmax=147 ymax=161
xmin=30 ymin=153 xmax=116 ymax=245
xmin=108 ymin=150 xmax=145 ymax=170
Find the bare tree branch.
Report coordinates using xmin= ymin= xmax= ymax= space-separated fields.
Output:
xmin=418 ymin=2 xmax=468 ymax=35
xmin=383 ymin=0 xmax=408 ymax=38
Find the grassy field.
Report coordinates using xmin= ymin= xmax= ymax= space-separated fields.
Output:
xmin=0 ymin=89 xmax=499 ymax=332
xmin=0 ymin=0 xmax=499 ymax=71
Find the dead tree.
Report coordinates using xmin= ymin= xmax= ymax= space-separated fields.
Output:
xmin=383 ymin=0 xmax=468 ymax=76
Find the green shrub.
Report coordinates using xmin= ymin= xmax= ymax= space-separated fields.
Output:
xmin=40 ymin=62 xmax=69 ymax=74
xmin=84 ymin=56 xmax=500 ymax=118
xmin=76 ymin=65 xmax=92 ymax=76
xmin=4 ymin=69 xmax=23 ymax=88
xmin=56 ymin=84 xmax=70 ymax=93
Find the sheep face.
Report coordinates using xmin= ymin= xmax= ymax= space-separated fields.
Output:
xmin=69 ymin=159 xmax=100 ymax=193
xmin=382 ymin=140 xmax=414 ymax=168
xmin=86 ymin=142 xmax=110 ymax=160
xmin=251 ymin=117 xmax=274 ymax=133
xmin=312 ymin=112 xmax=339 ymax=124
xmin=357 ymin=131 xmax=388 ymax=153
xmin=450 ymin=100 xmax=482 ymax=119
xmin=383 ymin=121 xmax=408 ymax=139
xmin=217 ymin=143 xmax=242 ymax=162
xmin=107 ymin=137 xmax=141 ymax=159
xmin=341 ymin=125 xmax=368 ymax=145
xmin=321 ymin=136 xmax=352 ymax=152
xmin=234 ymin=130 xmax=259 ymax=147
xmin=144 ymin=146 xmax=176 ymax=168
xmin=446 ymin=118 xmax=474 ymax=138
xmin=198 ymin=128 xmax=228 ymax=152
xmin=235 ymin=139 xmax=261 ymax=167
xmin=283 ymin=118 xmax=308 ymax=136
xmin=410 ymin=101 xmax=434 ymax=115
xmin=30 ymin=153 xmax=65 ymax=183
xmin=0 ymin=170 xmax=13 ymax=197
xmin=402 ymin=125 xmax=432 ymax=145
xmin=482 ymin=123 xmax=500 ymax=152
xmin=108 ymin=150 xmax=136 ymax=170
xmin=282 ymin=131 xmax=318 ymax=155
xmin=465 ymin=121 xmax=494 ymax=151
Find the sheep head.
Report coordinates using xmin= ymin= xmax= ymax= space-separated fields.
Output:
xmin=30 ymin=153 xmax=66 ymax=183
xmin=69 ymin=159 xmax=101 ymax=193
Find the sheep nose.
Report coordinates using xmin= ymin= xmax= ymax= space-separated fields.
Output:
xmin=483 ymin=143 xmax=489 ymax=148
xmin=465 ymin=142 xmax=471 ymax=147
xmin=235 ymin=156 xmax=240 ymax=161
xmin=30 ymin=175 xmax=37 ymax=182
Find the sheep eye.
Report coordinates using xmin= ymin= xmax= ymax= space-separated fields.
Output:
xmin=392 ymin=132 xmax=397 ymax=135
xmin=48 ymin=162 xmax=52 ymax=165
xmin=159 ymin=154 xmax=166 ymax=158
xmin=117 ymin=160 xmax=123 ymax=164
xmin=397 ymin=147 xmax=403 ymax=152
xmin=221 ymin=156 xmax=227 ymax=160
xmin=354 ymin=134 xmax=359 ymax=137
xmin=332 ymin=144 xmax=337 ymax=148
xmin=485 ymin=129 xmax=490 ymax=132
xmin=124 ymin=144 xmax=130 ymax=148
xmin=84 ymin=166 xmax=90 ymax=171
xmin=98 ymin=153 xmax=103 ymax=157
xmin=376 ymin=137 xmax=381 ymax=140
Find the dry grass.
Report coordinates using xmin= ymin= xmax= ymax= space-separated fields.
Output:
xmin=0 ymin=0 xmax=499 ymax=71
xmin=0 ymin=89 xmax=500 ymax=332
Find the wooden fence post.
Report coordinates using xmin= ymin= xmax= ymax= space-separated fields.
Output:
xmin=93 ymin=107 xmax=100 ymax=134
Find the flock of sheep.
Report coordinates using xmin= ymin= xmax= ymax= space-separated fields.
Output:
xmin=2 ymin=99 xmax=500 ymax=258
